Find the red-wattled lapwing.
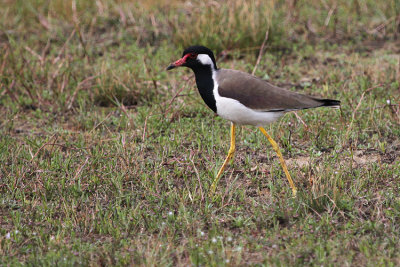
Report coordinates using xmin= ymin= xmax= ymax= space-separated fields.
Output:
xmin=167 ymin=46 xmax=340 ymax=196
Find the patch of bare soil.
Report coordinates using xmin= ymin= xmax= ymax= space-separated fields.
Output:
xmin=286 ymin=149 xmax=399 ymax=169
xmin=352 ymin=150 xmax=381 ymax=166
xmin=286 ymin=156 xmax=311 ymax=168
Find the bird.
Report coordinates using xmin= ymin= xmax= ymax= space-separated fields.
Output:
xmin=166 ymin=45 xmax=340 ymax=196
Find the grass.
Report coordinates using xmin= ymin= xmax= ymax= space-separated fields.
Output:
xmin=1 ymin=0 xmax=400 ymax=265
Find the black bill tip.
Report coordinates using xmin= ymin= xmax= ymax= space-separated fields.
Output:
xmin=166 ymin=64 xmax=176 ymax=70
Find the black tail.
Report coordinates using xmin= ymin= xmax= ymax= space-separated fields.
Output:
xmin=318 ymin=98 xmax=341 ymax=108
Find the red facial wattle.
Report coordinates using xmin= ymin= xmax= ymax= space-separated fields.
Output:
xmin=166 ymin=53 xmax=196 ymax=70
xmin=173 ymin=54 xmax=191 ymax=66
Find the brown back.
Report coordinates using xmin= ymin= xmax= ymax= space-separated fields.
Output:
xmin=216 ymin=69 xmax=324 ymax=111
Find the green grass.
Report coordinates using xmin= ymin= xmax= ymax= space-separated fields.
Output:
xmin=1 ymin=0 xmax=400 ymax=266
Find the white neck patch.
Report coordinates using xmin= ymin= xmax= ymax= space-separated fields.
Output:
xmin=197 ymin=54 xmax=215 ymax=69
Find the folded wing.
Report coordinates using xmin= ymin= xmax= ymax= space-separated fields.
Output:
xmin=216 ymin=69 xmax=340 ymax=112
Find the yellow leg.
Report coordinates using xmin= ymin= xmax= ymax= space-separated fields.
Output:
xmin=259 ymin=127 xmax=297 ymax=196
xmin=209 ymin=123 xmax=236 ymax=196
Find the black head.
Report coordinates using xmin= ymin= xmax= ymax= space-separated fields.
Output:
xmin=166 ymin=45 xmax=217 ymax=71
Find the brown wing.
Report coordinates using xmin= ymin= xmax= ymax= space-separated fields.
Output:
xmin=216 ymin=69 xmax=327 ymax=111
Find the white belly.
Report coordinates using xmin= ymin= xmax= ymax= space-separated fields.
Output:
xmin=211 ymin=71 xmax=284 ymax=126
xmin=215 ymin=96 xmax=284 ymax=126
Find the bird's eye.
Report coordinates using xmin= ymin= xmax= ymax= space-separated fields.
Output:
xmin=189 ymin=53 xmax=197 ymax=59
